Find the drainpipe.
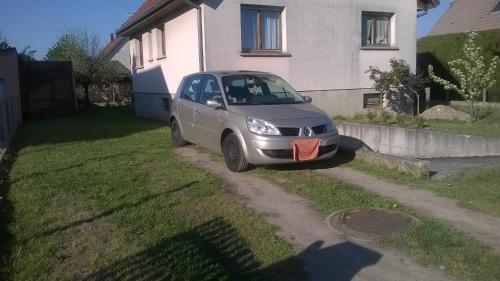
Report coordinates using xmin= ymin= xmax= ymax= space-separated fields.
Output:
xmin=182 ymin=0 xmax=205 ymax=72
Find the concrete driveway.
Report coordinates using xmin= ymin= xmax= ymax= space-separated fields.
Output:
xmin=176 ymin=147 xmax=452 ymax=281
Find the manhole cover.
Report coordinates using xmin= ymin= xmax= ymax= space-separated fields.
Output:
xmin=329 ymin=208 xmax=415 ymax=241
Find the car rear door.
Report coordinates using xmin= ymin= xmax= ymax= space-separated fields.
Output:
xmin=193 ymin=75 xmax=223 ymax=150
xmin=177 ymin=75 xmax=203 ymax=142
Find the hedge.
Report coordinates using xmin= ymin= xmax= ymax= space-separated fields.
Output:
xmin=417 ymin=29 xmax=500 ymax=102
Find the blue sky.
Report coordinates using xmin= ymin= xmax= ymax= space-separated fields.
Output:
xmin=0 ymin=0 xmax=452 ymax=59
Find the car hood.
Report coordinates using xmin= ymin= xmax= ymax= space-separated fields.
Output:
xmin=228 ymin=103 xmax=330 ymax=127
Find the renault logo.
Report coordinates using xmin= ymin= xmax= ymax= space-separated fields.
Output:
xmin=303 ymin=127 xmax=312 ymax=137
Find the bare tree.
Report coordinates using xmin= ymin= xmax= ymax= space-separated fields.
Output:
xmin=46 ymin=28 xmax=107 ymax=106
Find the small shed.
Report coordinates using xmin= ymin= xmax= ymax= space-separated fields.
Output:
xmin=19 ymin=60 xmax=77 ymax=119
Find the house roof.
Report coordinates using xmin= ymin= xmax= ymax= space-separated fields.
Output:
xmin=118 ymin=0 xmax=440 ymax=36
xmin=100 ymin=36 xmax=128 ymax=59
xmin=117 ymin=0 xmax=177 ymax=36
xmin=429 ymin=0 xmax=500 ymax=36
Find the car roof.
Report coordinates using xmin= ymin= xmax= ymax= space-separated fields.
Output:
xmin=188 ymin=70 xmax=274 ymax=79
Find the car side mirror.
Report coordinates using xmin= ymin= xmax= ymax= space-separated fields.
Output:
xmin=206 ymin=99 xmax=223 ymax=109
xmin=303 ymin=96 xmax=312 ymax=103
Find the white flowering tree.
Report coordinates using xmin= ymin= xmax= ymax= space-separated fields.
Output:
xmin=428 ymin=31 xmax=499 ymax=122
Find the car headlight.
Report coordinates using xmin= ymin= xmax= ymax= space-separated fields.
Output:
xmin=247 ymin=117 xmax=281 ymax=136
xmin=326 ymin=118 xmax=337 ymax=133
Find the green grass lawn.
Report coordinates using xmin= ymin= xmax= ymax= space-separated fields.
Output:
xmin=250 ymin=160 xmax=500 ymax=281
xmin=337 ymin=151 xmax=500 ymax=218
xmin=0 ymin=107 xmax=303 ymax=281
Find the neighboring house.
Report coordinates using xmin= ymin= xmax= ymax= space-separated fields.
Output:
xmin=101 ymin=34 xmax=131 ymax=71
xmin=429 ymin=0 xmax=500 ymax=36
xmin=117 ymin=0 xmax=439 ymax=121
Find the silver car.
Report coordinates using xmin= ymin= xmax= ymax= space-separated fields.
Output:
xmin=170 ymin=71 xmax=340 ymax=172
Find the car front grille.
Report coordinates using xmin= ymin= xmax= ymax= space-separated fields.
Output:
xmin=278 ymin=127 xmax=300 ymax=136
xmin=278 ymin=124 xmax=327 ymax=136
xmin=312 ymin=124 xmax=327 ymax=135
xmin=261 ymin=144 xmax=337 ymax=159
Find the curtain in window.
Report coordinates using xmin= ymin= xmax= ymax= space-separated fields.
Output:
xmin=375 ymin=16 xmax=389 ymax=45
xmin=241 ymin=9 xmax=258 ymax=49
xmin=262 ymin=11 xmax=279 ymax=49
xmin=362 ymin=15 xmax=374 ymax=46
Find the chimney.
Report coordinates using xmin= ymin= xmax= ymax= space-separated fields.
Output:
xmin=110 ymin=33 xmax=115 ymax=42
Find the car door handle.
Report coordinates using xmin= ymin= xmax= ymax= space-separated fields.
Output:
xmin=194 ymin=109 xmax=200 ymax=114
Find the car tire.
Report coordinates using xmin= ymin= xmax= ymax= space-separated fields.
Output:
xmin=222 ymin=133 xmax=248 ymax=172
xmin=171 ymin=119 xmax=187 ymax=147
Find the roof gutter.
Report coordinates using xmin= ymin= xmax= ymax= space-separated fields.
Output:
xmin=418 ymin=0 xmax=440 ymax=11
xmin=117 ymin=0 xmax=173 ymax=36
xmin=182 ymin=0 xmax=205 ymax=72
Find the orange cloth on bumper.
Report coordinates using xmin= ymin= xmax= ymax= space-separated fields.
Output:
xmin=292 ymin=139 xmax=319 ymax=161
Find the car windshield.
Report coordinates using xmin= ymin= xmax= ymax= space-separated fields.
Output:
xmin=221 ymin=74 xmax=305 ymax=105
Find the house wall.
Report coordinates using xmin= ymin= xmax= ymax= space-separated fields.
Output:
xmin=108 ymin=40 xmax=131 ymax=71
xmin=130 ymin=8 xmax=200 ymax=121
xmin=202 ymin=0 xmax=418 ymax=116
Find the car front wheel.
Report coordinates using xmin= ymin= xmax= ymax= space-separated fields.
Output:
xmin=222 ymin=133 xmax=248 ymax=172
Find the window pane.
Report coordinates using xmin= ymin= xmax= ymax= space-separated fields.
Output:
xmin=375 ymin=16 xmax=389 ymax=45
xmin=200 ymin=77 xmax=222 ymax=104
xmin=241 ymin=9 xmax=258 ymax=50
xmin=262 ymin=10 xmax=280 ymax=49
xmin=182 ymin=77 xmax=203 ymax=102
xmin=361 ymin=15 xmax=374 ymax=46
xmin=362 ymin=13 xmax=391 ymax=46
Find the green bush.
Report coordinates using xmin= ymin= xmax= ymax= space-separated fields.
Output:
xmin=378 ymin=111 xmax=393 ymax=124
xmin=413 ymin=116 xmax=426 ymax=129
xmin=417 ymin=30 xmax=500 ymax=101
xmin=395 ymin=115 xmax=411 ymax=127
xmin=366 ymin=111 xmax=377 ymax=123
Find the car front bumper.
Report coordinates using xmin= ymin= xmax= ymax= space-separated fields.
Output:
xmin=243 ymin=131 xmax=341 ymax=165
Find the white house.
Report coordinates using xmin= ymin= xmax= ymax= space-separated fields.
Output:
xmin=117 ymin=0 xmax=439 ymax=121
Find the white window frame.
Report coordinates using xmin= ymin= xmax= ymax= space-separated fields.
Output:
xmin=241 ymin=5 xmax=283 ymax=52
xmin=361 ymin=11 xmax=395 ymax=48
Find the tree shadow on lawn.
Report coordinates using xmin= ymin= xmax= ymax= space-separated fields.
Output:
xmin=83 ymin=217 xmax=381 ymax=281
xmin=13 ymin=106 xmax=166 ymax=148
xmin=17 ymin=181 xmax=198 ymax=245
xmin=0 ymin=150 xmax=17 ymax=279
xmin=8 ymin=151 xmax=141 ymax=185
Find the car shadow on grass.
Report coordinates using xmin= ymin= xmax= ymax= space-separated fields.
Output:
xmin=83 ymin=217 xmax=381 ymax=281
xmin=261 ymin=149 xmax=356 ymax=172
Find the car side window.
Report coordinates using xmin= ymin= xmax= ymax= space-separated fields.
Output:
xmin=200 ymin=76 xmax=222 ymax=105
xmin=181 ymin=76 xmax=203 ymax=102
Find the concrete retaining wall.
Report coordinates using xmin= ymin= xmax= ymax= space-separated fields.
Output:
xmin=337 ymin=122 xmax=500 ymax=158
